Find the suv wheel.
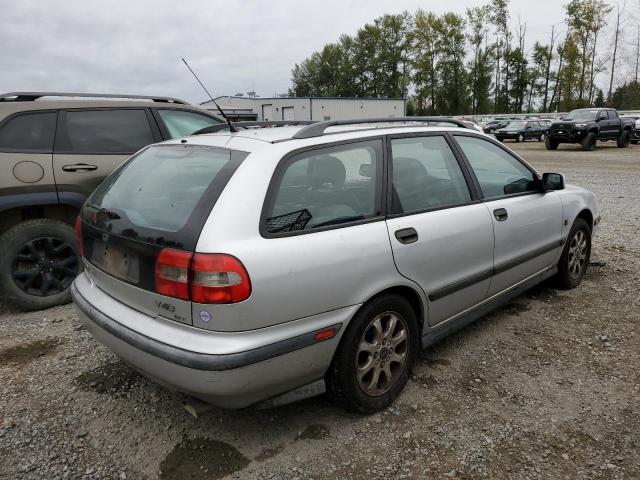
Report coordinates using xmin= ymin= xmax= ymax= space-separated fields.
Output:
xmin=326 ymin=294 xmax=419 ymax=413
xmin=545 ymin=136 xmax=559 ymax=150
xmin=617 ymin=130 xmax=630 ymax=148
xmin=556 ymin=218 xmax=591 ymax=289
xmin=0 ymin=219 xmax=81 ymax=311
xmin=581 ymin=132 xmax=596 ymax=151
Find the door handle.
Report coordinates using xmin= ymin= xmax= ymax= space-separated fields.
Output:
xmin=395 ymin=227 xmax=418 ymax=244
xmin=62 ymin=164 xmax=98 ymax=172
xmin=493 ymin=208 xmax=509 ymax=221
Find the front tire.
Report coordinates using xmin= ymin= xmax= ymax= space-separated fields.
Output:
xmin=556 ymin=218 xmax=591 ymax=289
xmin=326 ymin=295 xmax=419 ymax=413
xmin=581 ymin=132 xmax=596 ymax=151
xmin=545 ymin=136 xmax=559 ymax=150
xmin=617 ymin=130 xmax=630 ymax=148
xmin=0 ymin=219 xmax=81 ymax=311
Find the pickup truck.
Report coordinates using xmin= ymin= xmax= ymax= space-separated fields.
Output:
xmin=545 ymin=108 xmax=635 ymax=151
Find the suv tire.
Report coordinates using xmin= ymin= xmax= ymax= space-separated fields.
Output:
xmin=556 ymin=218 xmax=591 ymax=289
xmin=326 ymin=294 xmax=419 ymax=413
xmin=616 ymin=130 xmax=630 ymax=148
xmin=545 ymin=137 xmax=559 ymax=150
xmin=581 ymin=132 xmax=596 ymax=151
xmin=0 ymin=219 xmax=81 ymax=311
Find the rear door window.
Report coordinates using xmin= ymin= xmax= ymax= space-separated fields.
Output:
xmin=0 ymin=112 xmax=57 ymax=152
xmin=156 ymin=109 xmax=221 ymax=138
xmin=56 ymin=109 xmax=154 ymax=154
xmin=264 ymin=140 xmax=383 ymax=234
xmin=390 ymin=136 xmax=471 ymax=213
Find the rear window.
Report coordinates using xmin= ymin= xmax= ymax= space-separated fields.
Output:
xmin=84 ymin=145 xmax=247 ymax=249
xmin=0 ymin=112 xmax=57 ymax=152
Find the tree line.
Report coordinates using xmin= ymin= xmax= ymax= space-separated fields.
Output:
xmin=289 ymin=0 xmax=640 ymax=115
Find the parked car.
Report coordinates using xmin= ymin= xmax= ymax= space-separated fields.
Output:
xmin=494 ymin=120 xmax=546 ymax=142
xmin=621 ymin=115 xmax=640 ymax=144
xmin=546 ymin=108 xmax=635 ymax=151
xmin=483 ymin=119 xmax=510 ymax=134
xmin=72 ymin=117 xmax=599 ymax=413
xmin=0 ymin=92 xmax=222 ymax=310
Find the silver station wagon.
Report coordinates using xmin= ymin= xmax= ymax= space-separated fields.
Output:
xmin=72 ymin=118 xmax=599 ymax=413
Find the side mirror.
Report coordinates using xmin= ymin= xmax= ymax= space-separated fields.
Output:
xmin=542 ymin=172 xmax=565 ymax=191
xmin=359 ymin=163 xmax=372 ymax=178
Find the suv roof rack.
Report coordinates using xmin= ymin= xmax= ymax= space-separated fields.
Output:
xmin=291 ymin=117 xmax=472 ymax=139
xmin=194 ymin=120 xmax=315 ymax=135
xmin=0 ymin=92 xmax=189 ymax=104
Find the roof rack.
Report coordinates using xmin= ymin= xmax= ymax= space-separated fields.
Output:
xmin=194 ymin=120 xmax=315 ymax=135
xmin=0 ymin=92 xmax=189 ymax=104
xmin=292 ymin=117 xmax=471 ymax=139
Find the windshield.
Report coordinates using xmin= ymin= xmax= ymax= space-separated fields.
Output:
xmin=84 ymin=145 xmax=247 ymax=249
xmin=564 ymin=110 xmax=599 ymax=121
xmin=504 ymin=121 xmax=526 ymax=131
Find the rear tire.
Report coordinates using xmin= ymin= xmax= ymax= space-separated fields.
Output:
xmin=556 ymin=218 xmax=591 ymax=289
xmin=581 ymin=132 xmax=596 ymax=151
xmin=326 ymin=294 xmax=419 ymax=413
xmin=0 ymin=219 xmax=81 ymax=311
xmin=617 ymin=130 xmax=630 ymax=148
xmin=545 ymin=136 xmax=559 ymax=150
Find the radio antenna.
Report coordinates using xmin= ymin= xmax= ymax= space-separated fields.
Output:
xmin=181 ymin=58 xmax=237 ymax=132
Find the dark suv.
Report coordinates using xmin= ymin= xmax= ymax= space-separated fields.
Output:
xmin=0 ymin=92 xmax=222 ymax=310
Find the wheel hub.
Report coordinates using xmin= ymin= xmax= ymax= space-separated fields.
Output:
xmin=355 ymin=312 xmax=409 ymax=396
xmin=11 ymin=236 xmax=79 ymax=297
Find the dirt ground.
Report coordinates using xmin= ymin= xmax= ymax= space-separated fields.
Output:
xmin=1 ymin=140 xmax=639 ymax=480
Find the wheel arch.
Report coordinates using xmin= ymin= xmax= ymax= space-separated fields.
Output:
xmin=358 ymin=285 xmax=426 ymax=335
xmin=0 ymin=202 xmax=79 ymax=236
xmin=576 ymin=208 xmax=594 ymax=232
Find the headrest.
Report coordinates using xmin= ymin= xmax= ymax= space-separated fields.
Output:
xmin=309 ymin=155 xmax=346 ymax=189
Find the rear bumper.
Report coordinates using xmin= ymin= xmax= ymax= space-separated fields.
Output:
xmin=71 ymin=275 xmax=349 ymax=408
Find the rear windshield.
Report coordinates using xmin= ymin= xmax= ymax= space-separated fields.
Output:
xmin=83 ymin=145 xmax=247 ymax=249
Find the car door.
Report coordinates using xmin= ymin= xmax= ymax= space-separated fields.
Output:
xmin=53 ymin=109 xmax=160 ymax=201
xmin=596 ymin=110 xmax=613 ymax=138
xmin=453 ymin=134 xmax=563 ymax=297
xmin=384 ymin=133 xmax=495 ymax=327
xmin=527 ymin=121 xmax=541 ymax=139
xmin=0 ymin=111 xmax=58 ymax=204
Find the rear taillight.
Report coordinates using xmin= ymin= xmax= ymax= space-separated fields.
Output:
xmin=191 ymin=254 xmax=251 ymax=304
xmin=75 ymin=216 xmax=84 ymax=258
xmin=154 ymin=249 xmax=251 ymax=304
xmin=155 ymin=248 xmax=192 ymax=300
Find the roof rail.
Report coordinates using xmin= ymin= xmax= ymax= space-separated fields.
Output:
xmin=0 ymin=92 xmax=189 ymax=104
xmin=194 ymin=120 xmax=315 ymax=135
xmin=291 ymin=117 xmax=471 ymax=139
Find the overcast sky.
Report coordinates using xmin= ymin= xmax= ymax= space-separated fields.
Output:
xmin=0 ymin=0 xmax=589 ymax=104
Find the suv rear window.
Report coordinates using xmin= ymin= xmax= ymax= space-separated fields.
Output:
xmin=0 ymin=112 xmax=57 ymax=152
xmin=57 ymin=109 xmax=154 ymax=154
xmin=83 ymin=145 xmax=247 ymax=249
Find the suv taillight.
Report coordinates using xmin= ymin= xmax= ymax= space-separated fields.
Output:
xmin=75 ymin=217 xmax=84 ymax=258
xmin=155 ymin=249 xmax=251 ymax=304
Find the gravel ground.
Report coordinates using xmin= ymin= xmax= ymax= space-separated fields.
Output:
xmin=1 ymin=141 xmax=639 ymax=480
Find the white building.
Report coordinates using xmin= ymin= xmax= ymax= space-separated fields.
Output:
xmin=202 ymin=96 xmax=406 ymax=122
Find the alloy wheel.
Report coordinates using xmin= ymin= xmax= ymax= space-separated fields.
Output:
xmin=567 ymin=230 xmax=588 ymax=279
xmin=11 ymin=236 xmax=79 ymax=296
xmin=355 ymin=311 xmax=409 ymax=396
